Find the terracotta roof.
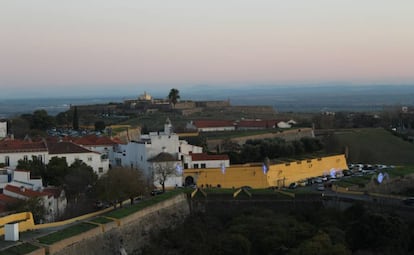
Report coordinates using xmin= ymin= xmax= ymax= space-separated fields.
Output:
xmin=0 ymin=194 xmax=20 ymax=204
xmin=4 ymin=185 xmax=52 ymax=198
xmin=46 ymin=135 xmax=118 ymax=146
xmin=47 ymin=141 xmax=93 ymax=154
xmin=237 ymin=120 xmax=278 ymax=128
xmin=43 ymin=187 xmax=64 ymax=198
xmin=0 ymin=140 xmax=47 ymax=153
xmin=148 ymin=152 xmax=178 ymax=162
xmin=191 ymin=153 xmax=229 ymax=161
xmin=193 ymin=120 xmax=235 ymax=128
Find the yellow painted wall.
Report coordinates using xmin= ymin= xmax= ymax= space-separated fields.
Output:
xmin=0 ymin=212 xmax=35 ymax=235
xmin=185 ymin=164 xmax=268 ymax=189
xmin=267 ymin=154 xmax=348 ymax=187
xmin=184 ymin=154 xmax=348 ymax=189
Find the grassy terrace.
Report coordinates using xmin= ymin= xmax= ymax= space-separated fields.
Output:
xmin=103 ymin=190 xmax=184 ymax=219
xmin=387 ymin=166 xmax=414 ymax=178
xmin=38 ymin=222 xmax=98 ymax=245
xmin=336 ymin=166 xmax=414 ymax=188
xmin=0 ymin=243 xmax=39 ymax=255
xmin=90 ymin=217 xmax=113 ymax=224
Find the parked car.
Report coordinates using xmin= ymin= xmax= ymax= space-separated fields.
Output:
xmin=151 ymin=189 xmax=164 ymax=196
xmin=288 ymin=182 xmax=298 ymax=189
xmin=317 ymin=184 xmax=325 ymax=191
xmin=403 ymin=197 xmax=414 ymax=206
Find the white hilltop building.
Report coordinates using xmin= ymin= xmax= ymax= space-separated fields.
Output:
xmin=115 ymin=118 xmax=204 ymax=187
xmin=0 ymin=121 xmax=7 ymax=139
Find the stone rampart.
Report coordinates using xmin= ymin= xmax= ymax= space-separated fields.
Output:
xmin=49 ymin=193 xmax=190 ymax=255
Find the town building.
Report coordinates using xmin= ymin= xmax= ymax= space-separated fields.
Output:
xmin=0 ymin=121 xmax=7 ymax=139
xmin=0 ymin=139 xmax=109 ymax=176
xmin=116 ymin=119 xmax=203 ymax=181
xmin=3 ymin=184 xmax=67 ymax=222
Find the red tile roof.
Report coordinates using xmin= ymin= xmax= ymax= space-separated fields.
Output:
xmin=237 ymin=120 xmax=278 ymax=128
xmin=0 ymin=140 xmax=47 ymax=153
xmin=46 ymin=135 xmax=118 ymax=146
xmin=193 ymin=120 xmax=235 ymax=128
xmin=4 ymin=185 xmax=52 ymax=198
xmin=43 ymin=187 xmax=64 ymax=198
xmin=0 ymin=194 xmax=20 ymax=204
xmin=191 ymin=153 xmax=229 ymax=161
xmin=47 ymin=141 xmax=93 ymax=154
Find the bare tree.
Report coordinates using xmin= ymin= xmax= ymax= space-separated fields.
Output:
xmin=95 ymin=167 xmax=147 ymax=207
xmin=153 ymin=162 xmax=177 ymax=192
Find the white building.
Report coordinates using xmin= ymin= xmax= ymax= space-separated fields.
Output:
xmin=116 ymin=119 xmax=203 ymax=180
xmin=9 ymin=169 xmax=43 ymax=190
xmin=0 ymin=140 xmax=48 ymax=169
xmin=189 ymin=120 xmax=235 ymax=132
xmin=47 ymin=141 xmax=109 ymax=176
xmin=0 ymin=121 xmax=7 ymax=138
xmin=183 ymin=153 xmax=230 ymax=169
xmin=0 ymin=139 xmax=109 ymax=177
xmin=68 ymin=135 xmax=118 ymax=168
xmin=3 ymin=184 xmax=67 ymax=222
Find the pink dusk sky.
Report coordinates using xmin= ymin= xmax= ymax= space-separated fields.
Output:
xmin=1 ymin=0 xmax=413 ymax=96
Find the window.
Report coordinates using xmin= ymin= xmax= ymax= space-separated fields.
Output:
xmin=87 ymin=157 xmax=92 ymax=162
xmin=184 ymin=163 xmax=188 ymax=169
xmin=5 ymin=156 xmax=10 ymax=166
xmin=194 ymin=164 xmax=199 ymax=169
xmin=178 ymin=147 xmax=181 ymax=153
xmin=201 ymin=163 xmax=206 ymax=168
xmin=38 ymin=155 xmax=43 ymax=163
xmin=23 ymin=155 xmax=28 ymax=161
xmin=99 ymin=167 xmax=103 ymax=173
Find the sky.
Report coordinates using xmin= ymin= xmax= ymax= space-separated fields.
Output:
xmin=1 ymin=0 xmax=414 ymax=98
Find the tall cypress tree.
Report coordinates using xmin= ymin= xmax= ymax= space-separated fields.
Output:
xmin=72 ymin=106 xmax=79 ymax=130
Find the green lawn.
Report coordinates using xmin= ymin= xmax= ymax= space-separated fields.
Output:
xmin=37 ymin=222 xmax=98 ymax=245
xmin=103 ymin=190 xmax=184 ymax=219
xmin=336 ymin=175 xmax=374 ymax=188
xmin=90 ymin=217 xmax=113 ymax=224
xmin=0 ymin=243 xmax=39 ymax=255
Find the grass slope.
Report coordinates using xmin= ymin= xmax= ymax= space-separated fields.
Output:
xmin=330 ymin=128 xmax=414 ymax=164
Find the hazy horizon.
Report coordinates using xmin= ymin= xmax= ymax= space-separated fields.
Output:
xmin=1 ymin=0 xmax=414 ymax=97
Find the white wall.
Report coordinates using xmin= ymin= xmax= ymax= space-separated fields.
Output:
xmin=0 ymin=122 xmax=7 ymax=138
xmin=47 ymin=152 xmax=109 ymax=176
xmin=198 ymin=126 xmax=235 ymax=132
xmin=0 ymin=152 xmax=48 ymax=169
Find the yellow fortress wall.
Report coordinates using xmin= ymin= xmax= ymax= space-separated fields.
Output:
xmin=184 ymin=154 xmax=348 ymax=189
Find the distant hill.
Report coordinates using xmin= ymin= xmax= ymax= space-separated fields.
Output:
xmin=324 ymin=128 xmax=414 ymax=164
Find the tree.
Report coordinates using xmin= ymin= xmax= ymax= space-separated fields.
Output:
xmin=94 ymin=120 xmax=106 ymax=132
xmin=72 ymin=106 xmax=79 ymax=130
xmin=63 ymin=160 xmax=97 ymax=201
xmin=153 ymin=162 xmax=177 ymax=192
xmin=168 ymin=88 xmax=180 ymax=108
xmin=16 ymin=156 xmax=45 ymax=179
xmin=95 ymin=167 xmax=147 ymax=207
xmin=44 ymin=156 xmax=69 ymax=186
xmin=31 ymin=110 xmax=55 ymax=130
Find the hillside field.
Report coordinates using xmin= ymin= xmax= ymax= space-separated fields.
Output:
xmin=326 ymin=128 xmax=414 ymax=164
